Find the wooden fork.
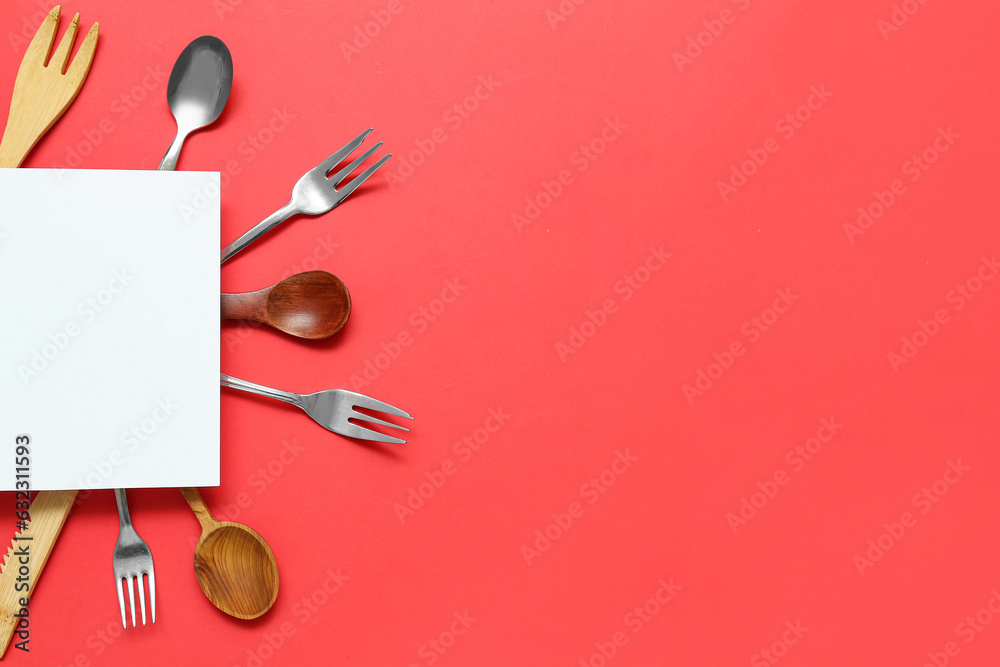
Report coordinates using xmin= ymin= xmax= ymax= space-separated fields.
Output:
xmin=0 ymin=5 xmax=99 ymax=168
xmin=0 ymin=6 xmax=98 ymax=658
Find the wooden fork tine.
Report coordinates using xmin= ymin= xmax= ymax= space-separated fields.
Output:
xmin=65 ymin=22 xmax=99 ymax=83
xmin=22 ymin=6 xmax=60 ymax=69
xmin=48 ymin=12 xmax=79 ymax=74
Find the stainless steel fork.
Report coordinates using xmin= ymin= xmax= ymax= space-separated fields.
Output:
xmin=220 ymin=128 xmax=390 ymax=263
xmin=220 ymin=373 xmax=412 ymax=444
xmin=112 ymin=489 xmax=156 ymax=627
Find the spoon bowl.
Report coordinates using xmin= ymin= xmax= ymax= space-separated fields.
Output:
xmin=181 ymin=488 xmax=278 ymax=619
xmin=160 ymin=36 xmax=233 ymax=170
xmin=221 ymin=270 xmax=352 ymax=339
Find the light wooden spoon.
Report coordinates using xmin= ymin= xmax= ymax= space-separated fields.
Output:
xmin=0 ymin=6 xmax=99 ymax=168
xmin=180 ymin=488 xmax=278 ymax=619
xmin=221 ymin=270 xmax=351 ymax=339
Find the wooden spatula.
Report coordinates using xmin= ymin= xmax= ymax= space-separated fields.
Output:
xmin=0 ymin=6 xmax=99 ymax=168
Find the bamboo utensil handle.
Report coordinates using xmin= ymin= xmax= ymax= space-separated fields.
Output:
xmin=0 ymin=490 xmax=76 ymax=656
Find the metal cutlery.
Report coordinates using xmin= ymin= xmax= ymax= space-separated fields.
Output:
xmin=159 ymin=36 xmax=233 ymax=170
xmin=0 ymin=6 xmax=98 ymax=168
xmin=115 ymin=34 xmax=234 ymax=624
xmin=106 ymin=35 xmax=232 ymax=627
xmin=220 ymin=129 xmax=390 ymax=263
xmin=112 ymin=490 xmax=156 ymax=628
xmin=220 ymin=373 xmax=412 ymax=444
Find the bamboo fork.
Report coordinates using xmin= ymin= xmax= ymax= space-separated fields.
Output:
xmin=0 ymin=5 xmax=99 ymax=657
xmin=0 ymin=5 xmax=98 ymax=168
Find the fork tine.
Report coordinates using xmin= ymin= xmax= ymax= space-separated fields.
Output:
xmin=330 ymin=141 xmax=382 ymax=186
xmin=116 ymin=577 xmax=127 ymax=628
xmin=47 ymin=11 xmax=78 ymax=73
xmin=137 ymin=576 xmax=147 ymax=626
xmin=346 ymin=391 xmax=413 ymax=419
xmin=23 ymin=5 xmax=60 ymax=67
xmin=65 ymin=22 xmax=98 ymax=82
xmin=315 ymin=128 xmax=373 ymax=174
xmin=335 ymin=420 xmax=408 ymax=445
xmin=350 ymin=409 xmax=411 ymax=432
xmin=148 ymin=570 xmax=156 ymax=623
xmin=332 ymin=153 xmax=391 ymax=199
xmin=125 ymin=576 xmax=136 ymax=628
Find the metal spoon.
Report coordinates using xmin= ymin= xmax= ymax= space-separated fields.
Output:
xmin=221 ymin=271 xmax=351 ymax=339
xmin=159 ymin=36 xmax=233 ymax=170
xmin=180 ymin=488 xmax=278 ymax=620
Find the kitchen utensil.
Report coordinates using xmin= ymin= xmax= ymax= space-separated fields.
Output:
xmin=220 ymin=128 xmax=390 ymax=263
xmin=112 ymin=489 xmax=156 ymax=627
xmin=104 ymin=35 xmax=231 ymax=625
xmin=220 ymin=373 xmax=412 ymax=444
xmin=221 ymin=270 xmax=351 ymax=339
xmin=0 ymin=7 xmax=98 ymax=656
xmin=0 ymin=6 xmax=98 ymax=168
xmin=159 ymin=36 xmax=233 ymax=170
xmin=179 ymin=488 xmax=278 ymax=619
xmin=0 ymin=490 xmax=75 ymax=656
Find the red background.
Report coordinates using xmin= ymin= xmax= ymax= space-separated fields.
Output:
xmin=2 ymin=0 xmax=999 ymax=665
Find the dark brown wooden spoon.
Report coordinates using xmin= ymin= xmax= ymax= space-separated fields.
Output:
xmin=221 ymin=270 xmax=351 ymax=339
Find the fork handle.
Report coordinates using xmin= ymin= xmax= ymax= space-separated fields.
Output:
xmin=220 ymin=201 xmax=298 ymax=264
xmin=220 ymin=373 xmax=303 ymax=406
xmin=114 ymin=489 xmax=133 ymax=529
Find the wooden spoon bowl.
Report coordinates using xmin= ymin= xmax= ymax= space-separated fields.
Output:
xmin=181 ymin=488 xmax=278 ymax=619
xmin=221 ymin=270 xmax=351 ymax=339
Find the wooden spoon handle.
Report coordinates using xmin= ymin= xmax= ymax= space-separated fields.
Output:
xmin=220 ymin=290 xmax=268 ymax=322
xmin=180 ymin=488 xmax=219 ymax=533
